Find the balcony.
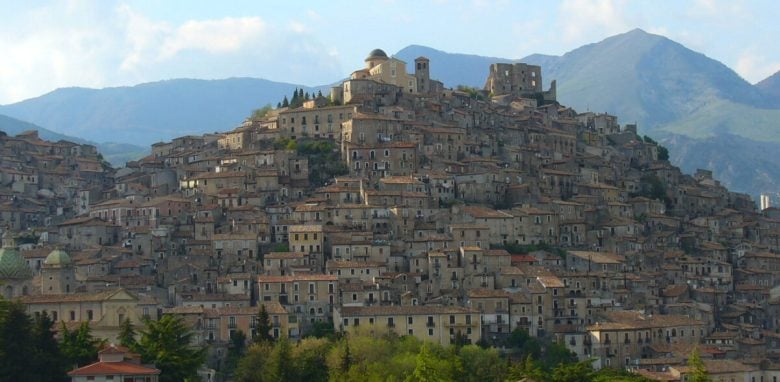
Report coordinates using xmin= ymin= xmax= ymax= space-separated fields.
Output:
xmin=387 ymin=321 xmax=396 ymax=328
xmin=426 ymin=321 xmax=436 ymax=328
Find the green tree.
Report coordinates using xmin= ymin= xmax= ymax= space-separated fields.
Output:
xmin=118 ymin=317 xmax=138 ymax=351
xmin=406 ymin=343 xmax=458 ymax=382
xmin=138 ymin=315 xmax=206 ymax=382
xmin=254 ymin=305 xmax=273 ymax=343
xmin=282 ymin=96 xmax=289 ymax=108
xmin=305 ymin=320 xmax=335 ymax=339
xmin=31 ymin=311 xmax=68 ymax=382
xmin=60 ymin=321 xmax=104 ymax=368
xmin=550 ymin=359 xmax=594 ymax=382
xmin=235 ymin=342 xmax=273 ymax=382
xmin=687 ymin=347 xmax=710 ymax=382
xmin=507 ymin=328 xmax=542 ymax=359
xmin=223 ymin=330 xmax=247 ymax=378
xmin=251 ymin=104 xmax=273 ymax=120
xmin=265 ymin=336 xmax=294 ymax=382
xmin=657 ymin=145 xmax=670 ymax=161
xmin=0 ymin=300 xmax=37 ymax=381
xmin=292 ymin=337 xmax=331 ymax=382
xmin=459 ymin=345 xmax=507 ymax=382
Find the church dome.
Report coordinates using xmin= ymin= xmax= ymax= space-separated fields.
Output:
xmin=45 ymin=248 xmax=72 ymax=267
xmin=365 ymin=49 xmax=388 ymax=61
xmin=0 ymin=246 xmax=32 ymax=280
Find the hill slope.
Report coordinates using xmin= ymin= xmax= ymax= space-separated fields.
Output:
xmin=395 ymin=32 xmax=780 ymax=197
xmin=0 ymin=113 xmax=146 ymax=165
xmin=757 ymin=70 xmax=780 ymax=102
xmin=0 ymin=78 xmax=322 ymax=146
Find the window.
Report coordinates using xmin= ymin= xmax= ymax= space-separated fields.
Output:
xmin=408 ymin=316 xmax=413 ymax=325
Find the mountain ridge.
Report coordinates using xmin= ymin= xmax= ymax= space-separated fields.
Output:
xmin=2 ymin=29 xmax=779 ymax=196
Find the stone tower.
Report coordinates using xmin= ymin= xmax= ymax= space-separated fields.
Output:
xmin=415 ymin=57 xmax=430 ymax=94
xmin=42 ymin=248 xmax=75 ymax=294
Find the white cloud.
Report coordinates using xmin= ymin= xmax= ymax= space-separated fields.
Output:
xmin=558 ymin=0 xmax=630 ymax=44
xmin=736 ymin=50 xmax=780 ymax=84
xmin=159 ymin=17 xmax=266 ymax=59
xmin=0 ymin=3 xmax=344 ymax=104
xmin=288 ymin=20 xmax=307 ymax=34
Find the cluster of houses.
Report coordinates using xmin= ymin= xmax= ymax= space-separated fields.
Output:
xmin=3 ymin=49 xmax=780 ymax=381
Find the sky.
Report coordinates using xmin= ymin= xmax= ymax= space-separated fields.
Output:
xmin=0 ymin=0 xmax=778 ymax=105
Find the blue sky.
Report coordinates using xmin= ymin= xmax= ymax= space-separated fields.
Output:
xmin=0 ymin=0 xmax=778 ymax=104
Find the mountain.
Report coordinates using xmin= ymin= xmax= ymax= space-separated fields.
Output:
xmin=395 ymin=45 xmax=522 ymax=89
xmin=397 ymin=31 xmax=780 ymax=197
xmin=0 ymin=113 xmax=87 ymax=143
xmin=0 ymin=78 xmax=323 ymax=147
xmin=0 ymin=113 xmax=146 ymax=166
xmin=757 ymin=70 xmax=780 ymax=101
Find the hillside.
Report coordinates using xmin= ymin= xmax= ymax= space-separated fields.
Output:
xmin=0 ymin=113 xmax=145 ymax=166
xmin=757 ymin=70 xmax=780 ymax=102
xmin=396 ymin=31 xmax=780 ymax=197
xmin=0 ymin=78 xmax=323 ymax=147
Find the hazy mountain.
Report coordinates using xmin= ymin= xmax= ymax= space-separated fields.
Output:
xmin=0 ymin=113 xmax=146 ymax=166
xmin=0 ymin=78 xmax=323 ymax=147
xmin=396 ymin=31 xmax=780 ymax=197
xmin=395 ymin=45 xmax=521 ymax=89
xmin=0 ymin=113 xmax=87 ymax=143
xmin=757 ymin=70 xmax=780 ymax=101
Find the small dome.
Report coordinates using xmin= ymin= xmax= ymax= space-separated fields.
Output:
xmin=45 ymin=249 xmax=72 ymax=267
xmin=0 ymin=246 xmax=32 ymax=280
xmin=365 ymin=49 xmax=388 ymax=61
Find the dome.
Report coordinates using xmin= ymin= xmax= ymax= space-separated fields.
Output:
xmin=365 ymin=49 xmax=388 ymax=61
xmin=0 ymin=246 xmax=32 ymax=280
xmin=45 ymin=249 xmax=72 ymax=267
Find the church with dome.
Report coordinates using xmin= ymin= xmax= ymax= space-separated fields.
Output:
xmin=0 ymin=231 xmax=33 ymax=299
xmin=329 ymin=48 xmax=443 ymax=105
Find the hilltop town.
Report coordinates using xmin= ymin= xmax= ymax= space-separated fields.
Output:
xmin=2 ymin=48 xmax=780 ymax=381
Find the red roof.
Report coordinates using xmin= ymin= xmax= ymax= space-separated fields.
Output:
xmin=511 ymin=254 xmax=536 ymax=265
xmin=68 ymin=361 xmax=160 ymax=376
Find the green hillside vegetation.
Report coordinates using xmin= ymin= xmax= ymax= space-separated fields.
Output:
xmin=657 ymin=98 xmax=780 ymax=142
xmin=230 ymin=327 xmax=651 ymax=382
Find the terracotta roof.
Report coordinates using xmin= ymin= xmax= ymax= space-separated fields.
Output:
xmin=68 ymin=361 xmax=160 ymax=376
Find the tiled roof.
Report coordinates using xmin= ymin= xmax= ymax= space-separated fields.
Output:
xmin=68 ymin=361 xmax=160 ymax=376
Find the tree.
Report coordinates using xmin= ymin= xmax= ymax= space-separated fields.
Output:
xmin=223 ymin=330 xmax=247 ymax=378
xmin=292 ymin=337 xmax=330 ymax=382
xmin=406 ymin=343 xmax=459 ymax=382
xmin=60 ymin=322 xmax=104 ymax=368
xmin=31 ymin=311 xmax=68 ymax=382
xmin=305 ymin=320 xmax=335 ymax=339
xmin=459 ymin=345 xmax=507 ymax=382
xmin=265 ymin=336 xmax=294 ymax=382
xmin=282 ymin=96 xmax=289 ymax=108
xmin=317 ymin=90 xmax=323 ymax=98
xmin=550 ymin=360 xmax=595 ymax=382
xmin=251 ymin=104 xmax=273 ymax=120
xmin=0 ymin=300 xmax=37 ymax=381
xmin=235 ymin=342 xmax=273 ymax=382
xmin=138 ymin=315 xmax=206 ymax=382
xmin=118 ymin=317 xmax=138 ymax=351
xmin=687 ymin=347 xmax=710 ymax=382
xmin=254 ymin=305 xmax=273 ymax=343
xmin=657 ymin=145 xmax=670 ymax=161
